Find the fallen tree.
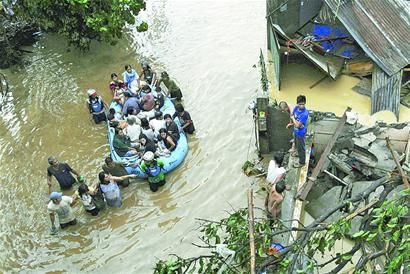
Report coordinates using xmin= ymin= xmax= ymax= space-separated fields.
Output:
xmin=153 ymin=176 xmax=410 ymax=273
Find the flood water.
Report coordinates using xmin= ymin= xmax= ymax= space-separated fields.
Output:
xmin=0 ymin=0 xmax=264 ymax=272
xmin=0 ymin=0 xmax=409 ymax=273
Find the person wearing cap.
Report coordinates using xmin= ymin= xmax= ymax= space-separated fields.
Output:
xmin=173 ymin=104 xmax=195 ymax=134
xmin=47 ymin=156 xmax=80 ymax=192
xmin=139 ymin=151 xmax=166 ymax=192
xmin=48 ymin=191 xmax=77 ymax=231
xmin=87 ymin=89 xmax=107 ymax=124
xmin=157 ymin=71 xmax=183 ymax=101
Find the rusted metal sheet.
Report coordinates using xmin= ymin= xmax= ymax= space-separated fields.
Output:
xmin=371 ymin=66 xmax=403 ymax=119
xmin=271 ymin=23 xmax=342 ymax=79
xmin=324 ymin=0 xmax=410 ymax=76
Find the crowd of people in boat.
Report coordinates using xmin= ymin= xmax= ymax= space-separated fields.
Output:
xmin=87 ymin=64 xmax=194 ymax=157
xmin=47 ymin=64 xmax=195 ymax=233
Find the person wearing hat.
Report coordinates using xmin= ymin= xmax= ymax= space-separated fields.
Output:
xmin=157 ymin=71 xmax=183 ymax=101
xmin=87 ymin=89 xmax=107 ymax=124
xmin=48 ymin=191 xmax=77 ymax=232
xmin=139 ymin=151 xmax=166 ymax=192
xmin=47 ymin=156 xmax=81 ymax=193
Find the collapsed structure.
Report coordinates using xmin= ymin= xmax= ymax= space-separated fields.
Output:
xmin=266 ymin=0 xmax=410 ymax=119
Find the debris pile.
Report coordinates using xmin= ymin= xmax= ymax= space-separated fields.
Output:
xmin=305 ymin=120 xmax=410 ymax=234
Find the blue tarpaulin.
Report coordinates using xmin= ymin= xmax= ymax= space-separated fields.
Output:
xmin=312 ymin=23 xmax=352 ymax=57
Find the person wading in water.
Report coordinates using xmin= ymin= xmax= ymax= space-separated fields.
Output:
xmin=139 ymin=151 xmax=166 ymax=192
xmin=48 ymin=192 xmax=78 ymax=234
xmin=47 ymin=156 xmax=81 ymax=193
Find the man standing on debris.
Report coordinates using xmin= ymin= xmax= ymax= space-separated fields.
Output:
xmin=291 ymin=95 xmax=309 ymax=168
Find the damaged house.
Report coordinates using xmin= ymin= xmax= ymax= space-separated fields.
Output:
xmin=266 ymin=0 xmax=410 ymax=119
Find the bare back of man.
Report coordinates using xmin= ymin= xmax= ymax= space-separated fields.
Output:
xmin=265 ymin=181 xmax=286 ymax=219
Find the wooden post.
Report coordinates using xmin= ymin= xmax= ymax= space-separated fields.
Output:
xmin=296 ymin=107 xmax=351 ymax=200
xmin=247 ymin=189 xmax=256 ymax=274
xmin=385 ymin=137 xmax=410 ymax=188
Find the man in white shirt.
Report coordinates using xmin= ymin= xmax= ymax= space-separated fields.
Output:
xmin=150 ymin=111 xmax=166 ymax=136
xmin=266 ymin=152 xmax=286 ymax=186
xmin=48 ymin=192 xmax=77 ymax=232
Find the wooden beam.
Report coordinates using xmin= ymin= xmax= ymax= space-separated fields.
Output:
xmin=247 ymin=189 xmax=256 ymax=274
xmin=289 ymin=136 xmax=312 ymax=244
xmin=385 ymin=137 xmax=410 ymax=188
xmin=296 ymin=107 xmax=351 ymax=200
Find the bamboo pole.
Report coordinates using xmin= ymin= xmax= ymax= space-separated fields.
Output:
xmin=247 ymin=189 xmax=256 ymax=274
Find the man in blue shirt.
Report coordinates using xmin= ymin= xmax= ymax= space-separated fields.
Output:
xmin=291 ymin=95 xmax=309 ymax=168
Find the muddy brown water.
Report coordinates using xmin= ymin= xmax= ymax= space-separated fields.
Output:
xmin=0 ymin=1 xmax=408 ymax=273
xmin=0 ymin=1 xmax=263 ymax=272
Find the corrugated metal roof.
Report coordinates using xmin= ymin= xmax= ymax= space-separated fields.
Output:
xmin=324 ymin=0 xmax=410 ymax=76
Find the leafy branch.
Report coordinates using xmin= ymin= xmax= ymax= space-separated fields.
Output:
xmin=153 ymin=176 xmax=410 ymax=273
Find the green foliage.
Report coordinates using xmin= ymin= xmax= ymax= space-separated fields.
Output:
xmin=153 ymin=187 xmax=410 ymax=273
xmin=259 ymin=50 xmax=269 ymax=93
xmin=14 ymin=0 xmax=147 ymax=50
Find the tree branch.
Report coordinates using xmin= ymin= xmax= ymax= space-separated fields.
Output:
xmin=355 ymin=250 xmax=386 ymax=272
xmin=317 ymin=243 xmax=361 ymax=268
xmin=259 ymin=176 xmax=390 ymax=271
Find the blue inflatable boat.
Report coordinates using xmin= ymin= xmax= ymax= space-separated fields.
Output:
xmin=107 ymin=96 xmax=188 ymax=178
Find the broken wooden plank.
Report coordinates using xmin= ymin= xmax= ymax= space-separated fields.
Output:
xmin=289 ymin=136 xmax=312 ymax=244
xmin=296 ymin=107 xmax=351 ymax=200
xmin=385 ymin=137 xmax=410 ymax=188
